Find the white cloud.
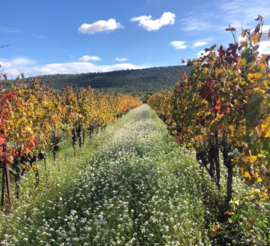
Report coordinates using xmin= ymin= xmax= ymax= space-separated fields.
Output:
xmin=79 ymin=55 xmax=101 ymax=62
xmin=70 ymin=55 xmax=75 ymax=59
xmin=170 ymin=41 xmax=188 ymax=50
xmin=0 ymin=58 xmax=37 ymax=74
xmin=131 ymin=12 xmax=175 ymax=31
xmin=115 ymin=58 xmax=127 ymax=62
xmin=259 ymin=41 xmax=270 ymax=54
xmin=0 ymin=58 xmax=146 ymax=77
xmin=78 ymin=19 xmax=124 ymax=34
xmin=11 ymin=58 xmax=36 ymax=66
xmin=192 ymin=41 xmax=208 ymax=48
xmin=0 ymin=60 xmax=12 ymax=69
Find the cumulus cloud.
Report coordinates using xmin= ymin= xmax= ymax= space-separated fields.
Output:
xmin=0 ymin=58 xmax=146 ymax=77
xmin=78 ymin=19 xmax=124 ymax=34
xmin=0 ymin=60 xmax=13 ymax=69
xmin=170 ymin=41 xmax=188 ymax=49
xmin=192 ymin=41 xmax=208 ymax=48
xmin=115 ymin=58 xmax=127 ymax=62
xmin=0 ymin=58 xmax=37 ymax=76
xmin=259 ymin=41 xmax=270 ymax=55
xmin=79 ymin=55 xmax=101 ymax=62
xmin=131 ymin=12 xmax=175 ymax=31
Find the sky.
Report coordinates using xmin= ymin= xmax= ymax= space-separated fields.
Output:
xmin=1 ymin=0 xmax=270 ymax=77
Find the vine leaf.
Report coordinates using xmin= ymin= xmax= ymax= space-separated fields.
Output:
xmin=0 ymin=134 xmax=5 ymax=145
xmin=182 ymin=71 xmax=188 ymax=82
xmin=241 ymin=47 xmax=254 ymax=63
xmin=250 ymin=33 xmax=261 ymax=45
xmin=26 ymin=137 xmax=38 ymax=154
xmin=245 ymin=92 xmax=264 ymax=126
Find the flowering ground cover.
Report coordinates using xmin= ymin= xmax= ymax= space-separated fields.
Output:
xmin=0 ymin=104 xmax=214 ymax=245
xmin=2 ymin=104 xmax=266 ymax=245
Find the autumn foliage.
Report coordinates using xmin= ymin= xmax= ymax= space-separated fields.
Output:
xmin=148 ymin=16 xmax=270 ymax=206
xmin=0 ymin=76 xmax=142 ymax=205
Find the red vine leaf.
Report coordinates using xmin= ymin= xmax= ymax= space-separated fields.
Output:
xmin=0 ymin=134 xmax=5 ymax=145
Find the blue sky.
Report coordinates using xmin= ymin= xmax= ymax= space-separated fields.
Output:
xmin=1 ymin=0 xmax=270 ymax=77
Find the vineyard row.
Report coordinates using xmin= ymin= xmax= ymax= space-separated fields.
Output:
xmin=148 ymin=16 xmax=270 ymax=213
xmin=0 ymin=76 xmax=142 ymax=206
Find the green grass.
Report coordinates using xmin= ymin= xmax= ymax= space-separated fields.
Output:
xmin=0 ymin=105 xmax=213 ymax=245
xmin=1 ymin=104 xmax=269 ymax=246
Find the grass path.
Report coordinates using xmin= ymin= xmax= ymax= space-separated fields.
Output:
xmin=1 ymin=104 xmax=212 ymax=246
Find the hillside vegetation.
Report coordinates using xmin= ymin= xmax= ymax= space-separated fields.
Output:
xmin=40 ymin=65 xmax=191 ymax=98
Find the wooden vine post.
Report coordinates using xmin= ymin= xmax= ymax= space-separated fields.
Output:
xmin=1 ymin=162 xmax=12 ymax=208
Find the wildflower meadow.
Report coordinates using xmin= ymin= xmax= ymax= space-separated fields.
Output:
xmin=1 ymin=104 xmax=270 ymax=245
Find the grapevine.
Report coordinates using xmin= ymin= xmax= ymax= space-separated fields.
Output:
xmin=0 ymin=76 xmax=142 ymax=207
xmin=148 ymin=15 xmax=270 ymax=205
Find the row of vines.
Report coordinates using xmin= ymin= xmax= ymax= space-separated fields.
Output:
xmin=0 ymin=76 xmax=142 ymax=207
xmin=148 ymin=16 xmax=270 ymax=214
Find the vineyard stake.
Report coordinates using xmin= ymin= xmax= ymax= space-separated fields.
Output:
xmin=1 ymin=168 xmax=4 ymax=207
xmin=5 ymin=163 xmax=12 ymax=207
xmin=1 ymin=164 xmax=12 ymax=208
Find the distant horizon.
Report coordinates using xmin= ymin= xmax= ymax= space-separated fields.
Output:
xmin=37 ymin=64 xmax=187 ymax=77
xmin=6 ymin=63 xmax=189 ymax=79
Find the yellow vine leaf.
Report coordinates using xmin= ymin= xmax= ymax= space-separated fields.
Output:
xmin=250 ymin=33 xmax=261 ymax=45
xmin=261 ymin=116 xmax=270 ymax=136
xmin=244 ymin=171 xmax=251 ymax=178
xmin=228 ymin=125 xmax=235 ymax=132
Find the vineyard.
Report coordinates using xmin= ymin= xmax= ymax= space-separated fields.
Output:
xmin=148 ymin=16 xmax=270 ymax=244
xmin=0 ymin=76 xmax=141 ymax=207
xmin=1 ymin=15 xmax=270 ymax=245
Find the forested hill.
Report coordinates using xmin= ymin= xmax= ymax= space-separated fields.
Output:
xmin=41 ymin=65 xmax=192 ymax=98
